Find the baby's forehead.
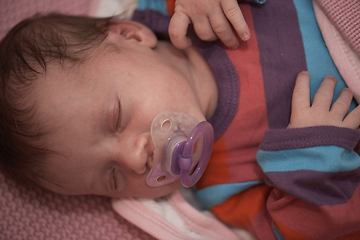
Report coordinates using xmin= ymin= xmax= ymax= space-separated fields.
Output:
xmin=30 ymin=66 xmax=84 ymax=117
xmin=31 ymin=41 xmax=124 ymax=120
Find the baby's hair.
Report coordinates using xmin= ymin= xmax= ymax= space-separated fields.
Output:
xmin=0 ymin=13 xmax=113 ymax=187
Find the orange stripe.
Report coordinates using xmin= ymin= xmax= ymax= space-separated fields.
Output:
xmin=211 ymin=184 xmax=271 ymax=229
xmin=165 ymin=0 xmax=175 ymax=15
xmin=196 ymin=135 xmax=229 ymax=189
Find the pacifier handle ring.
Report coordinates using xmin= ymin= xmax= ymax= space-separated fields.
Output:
xmin=179 ymin=121 xmax=214 ymax=188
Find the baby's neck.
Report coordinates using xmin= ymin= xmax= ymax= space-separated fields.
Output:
xmin=154 ymin=40 xmax=218 ymax=120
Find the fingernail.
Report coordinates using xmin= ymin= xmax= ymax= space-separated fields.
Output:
xmin=298 ymin=71 xmax=309 ymax=76
xmin=326 ymin=75 xmax=337 ymax=81
xmin=241 ymin=32 xmax=250 ymax=41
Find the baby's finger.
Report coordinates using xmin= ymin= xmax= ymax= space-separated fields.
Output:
xmin=343 ymin=104 xmax=360 ymax=129
xmin=208 ymin=7 xmax=239 ymax=49
xmin=291 ymin=71 xmax=311 ymax=112
xmin=312 ymin=75 xmax=337 ymax=110
xmin=192 ymin=15 xmax=218 ymax=42
xmin=169 ymin=11 xmax=192 ymax=49
xmin=221 ymin=0 xmax=250 ymax=41
xmin=330 ymin=88 xmax=353 ymax=120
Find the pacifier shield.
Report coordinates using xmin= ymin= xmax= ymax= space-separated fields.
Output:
xmin=146 ymin=111 xmax=214 ymax=188
xmin=147 ymin=111 xmax=200 ymax=187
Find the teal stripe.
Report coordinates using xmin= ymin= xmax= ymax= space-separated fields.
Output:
xmin=272 ymin=221 xmax=286 ymax=240
xmin=195 ymin=181 xmax=263 ymax=208
xmin=137 ymin=0 xmax=168 ymax=15
xmin=293 ymin=0 xmax=356 ymax=111
xmin=257 ymin=146 xmax=360 ymax=173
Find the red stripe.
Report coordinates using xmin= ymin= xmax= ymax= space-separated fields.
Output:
xmin=223 ymin=4 xmax=268 ymax=184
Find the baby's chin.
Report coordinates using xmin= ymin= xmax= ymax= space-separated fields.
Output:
xmin=109 ymin=179 xmax=182 ymax=199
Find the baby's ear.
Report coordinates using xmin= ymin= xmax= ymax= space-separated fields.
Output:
xmin=106 ymin=20 xmax=157 ymax=48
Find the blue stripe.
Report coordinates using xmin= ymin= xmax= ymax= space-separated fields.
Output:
xmin=137 ymin=0 xmax=168 ymax=15
xmin=248 ymin=0 xmax=266 ymax=3
xmin=195 ymin=181 xmax=263 ymax=208
xmin=293 ymin=0 xmax=356 ymax=111
xmin=257 ymin=146 xmax=360 ymax=173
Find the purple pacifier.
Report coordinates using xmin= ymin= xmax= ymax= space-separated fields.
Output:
xmin=146 ymin=111 xmax=214 ymax=188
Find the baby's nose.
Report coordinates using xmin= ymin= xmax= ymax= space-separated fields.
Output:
xmin=125 ymin=134 xmax=150 ymax=174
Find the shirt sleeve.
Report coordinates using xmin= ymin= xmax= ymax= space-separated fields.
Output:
xmin=256 ymin=126 xmax=360 ymax=239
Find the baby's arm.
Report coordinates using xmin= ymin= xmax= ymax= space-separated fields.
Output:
xmin=255 ymin=71 xmax=360 ymax=238
xmin=169 ymin=0 xmax=250 ymax=49
xmin=288 ymin=71 xmax=360 ymax=129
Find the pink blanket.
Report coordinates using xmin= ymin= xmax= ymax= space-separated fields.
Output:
xmin=317 ymin=0 xmax=360 ymax=57
xmin=0 ymin=173 xmax=155 ymax=239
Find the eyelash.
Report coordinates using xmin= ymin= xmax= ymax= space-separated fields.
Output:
xmin=115 ymin=100 xmax=121 ymax=130
xmin=112 ymin=168 xmax=117 ymax=190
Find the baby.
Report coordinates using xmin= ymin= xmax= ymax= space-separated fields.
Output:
xmin=1 ymin=0 xmax=360 ymax=239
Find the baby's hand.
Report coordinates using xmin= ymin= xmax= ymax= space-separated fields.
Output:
xmin=169 ymin=0 xmax=250 ymax=49
xmin=288 ymin=71 xmax=360 ymax=129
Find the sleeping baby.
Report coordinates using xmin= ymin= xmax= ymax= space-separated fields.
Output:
xmin=0 ymin=0 xmax=359 ymax=239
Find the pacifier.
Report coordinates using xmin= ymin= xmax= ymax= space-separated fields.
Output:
xmin=146 ymin=111 xmax=214 ymax=188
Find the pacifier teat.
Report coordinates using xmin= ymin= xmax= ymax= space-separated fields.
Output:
xmin=146 ymin=111 xmax=214 ymax=188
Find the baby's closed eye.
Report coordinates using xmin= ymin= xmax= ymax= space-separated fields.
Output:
xmin=112 ymin=168 xmax=117 ymax=190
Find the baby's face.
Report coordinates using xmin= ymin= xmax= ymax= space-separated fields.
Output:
xmin=33 ymin=22 xmax=205 ymax=198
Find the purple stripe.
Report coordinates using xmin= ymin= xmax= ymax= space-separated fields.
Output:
xmin=132 ymin=9 xmax=171 ymax=34
xmin=265 ymin=168 xmax=360 ymax=206
xmin=260 ymin=126 xmax=360 ymax=151
xmin=202 ymin=44 xmax=239 ymax=141
xmin=251 ymin=0 xmax=307 ymax=129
